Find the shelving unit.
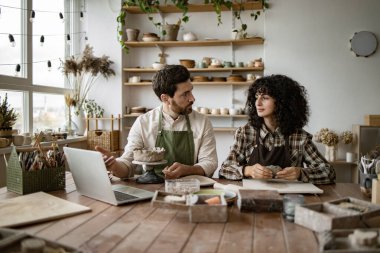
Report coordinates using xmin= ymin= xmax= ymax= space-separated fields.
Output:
xmin=121 ymin=3 xmax=263 ymax=135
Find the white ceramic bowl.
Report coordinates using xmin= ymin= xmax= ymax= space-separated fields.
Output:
xmin=152 ymin=63 xmax=166 ymax=70
xmin=142 ymin=36 xmax=159 ymax=42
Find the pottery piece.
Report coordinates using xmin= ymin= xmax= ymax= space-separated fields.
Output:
xmin=126 ymin=28 xmax=140 ymax=41
xmin=183 ymin=32 xmax=197 ymax=41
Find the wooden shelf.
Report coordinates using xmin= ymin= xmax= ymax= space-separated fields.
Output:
xmin=124 ymin=2 xmax=263 ymax=14
xmin=123 ymin=67 xmax=263 ymax=73
xmin=124 ymin=38 xmax=264 ymax=47
xmin=124 ymin=81 xmax=251 ymax=86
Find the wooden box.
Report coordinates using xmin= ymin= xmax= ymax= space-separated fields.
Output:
xmin=87 ymin=130 xmax=119 ymax=151
xmin=318 ymin=228 xmax=380 ymax=252
xmin=0 ymin=228 xmax=80 ymax=253
xmin=237 ymin=189 xmax=283 ymax=212
xmin=295 ymin=197 xmax=380 ymax=232
xmin=151 ymin=191 xmax=228 ymax=223
xmin=365 ymin=115 xmax=380 ymax=126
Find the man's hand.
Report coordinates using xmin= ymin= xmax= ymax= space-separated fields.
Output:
xmin=244 ymin=163 xmax=273 ymax=179
xmin=275 ymin=167 xmax=301 ymax=180
xmin=162 ymin=162 xmax=188 ymax=179
xmin=95 ymin=146 xmax=116 ymax=168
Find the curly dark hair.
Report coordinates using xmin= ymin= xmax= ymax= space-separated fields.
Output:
xmin=152 ymin=65 xmax=190 ymax=99
xmin=246 ymin=74 xmax=310 ymax=136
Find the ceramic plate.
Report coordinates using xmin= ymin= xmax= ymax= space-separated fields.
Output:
xmin=180 ymin=175 xmax=217 ymax=187
xmin=194 ymin=189 xmax=237 ymax=205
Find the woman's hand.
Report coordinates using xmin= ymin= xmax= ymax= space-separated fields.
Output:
xmin=275 ymin=167 xmax=301 ymax=180
xmin=244 ymin=164 xmax=273 ymax=179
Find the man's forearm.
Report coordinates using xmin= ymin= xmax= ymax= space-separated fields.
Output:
xmin=108 ymin=160 xmax=132 ymax=178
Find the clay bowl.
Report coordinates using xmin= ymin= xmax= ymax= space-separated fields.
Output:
xmin=210 ymin=77 xmax=226 ymax=82
xmin=192 ymin=75 xmax=209 ymax=82
xmin=179 ymin=59 xmax=195 ymax=68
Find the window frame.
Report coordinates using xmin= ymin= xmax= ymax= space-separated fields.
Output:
xmin=0 ymin=0 xmax=82 ymax=133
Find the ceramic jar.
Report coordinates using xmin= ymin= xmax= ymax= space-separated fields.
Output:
xmin=12 ymin=135 xmax=24 ymax=146
xmin=183 ymin=32 xmax=197 ymax=41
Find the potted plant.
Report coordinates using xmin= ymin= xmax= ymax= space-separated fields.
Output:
xmin=0 ymin=93 xmax=18 ymax=143
xmin=117 ymin=0 xmax=189 ymax=53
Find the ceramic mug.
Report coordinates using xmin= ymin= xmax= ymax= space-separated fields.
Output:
xmin=200 ymin=107 xmax=209 ymax=114
xmin=211 ymin=108 xmax=220 ymax=115
xmin=12 ymin=135 xmax=24 ymax=146
xmin=220 ymin=107 xmax=229 ymax=115
xmin=23 ymin=136 xmax=32 ymax=145
xmin=229 ymin=108 xmax=240 ymax=115
xmin=0 ymin=138 xmax=10 ymax=148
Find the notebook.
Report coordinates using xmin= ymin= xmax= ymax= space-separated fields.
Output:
xmin=63 ymin=147 xmax=154 ymax=205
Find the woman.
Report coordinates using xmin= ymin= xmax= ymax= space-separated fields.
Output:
xmin=219 ymin=74 xmax=336 ymax=184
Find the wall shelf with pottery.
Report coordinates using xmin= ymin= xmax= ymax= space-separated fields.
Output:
xmin=124 ymin=81 xmax=252 ymax=86
xmin=124 ymin=38 xmax=264 ymax=47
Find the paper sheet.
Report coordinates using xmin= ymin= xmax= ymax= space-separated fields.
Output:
xmin=242 ymin=179 xmax=323 ymax=194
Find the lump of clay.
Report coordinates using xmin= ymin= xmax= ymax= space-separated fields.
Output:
xmin=348 ymin=229 xmax=379 ymax=249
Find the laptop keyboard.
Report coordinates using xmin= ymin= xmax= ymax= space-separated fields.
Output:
xmin=114 ymin=191 xmax=139 ymax=202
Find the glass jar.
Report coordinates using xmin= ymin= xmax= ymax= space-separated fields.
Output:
xmin=282 ymin=194 xmax=304 ymax=222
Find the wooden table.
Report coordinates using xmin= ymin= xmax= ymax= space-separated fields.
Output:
xmin=0 ymin=173 xmax=369 ymax=253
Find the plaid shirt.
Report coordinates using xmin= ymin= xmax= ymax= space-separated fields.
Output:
xmin=219 ymin=124 xmax=336 ymax=184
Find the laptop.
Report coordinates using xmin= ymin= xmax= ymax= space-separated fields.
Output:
xmin=63 ymin=147 xmax=154 ymax=205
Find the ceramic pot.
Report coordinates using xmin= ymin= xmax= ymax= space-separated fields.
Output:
xmin=126 ymin=28 xmax=140 ymax=41
xmin=72 ymin=107 xmax=86 ymax=136
xmin=162 ymin=24 xmax=180 ymax=41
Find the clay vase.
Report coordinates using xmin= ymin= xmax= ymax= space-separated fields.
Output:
xmin=162 ymin=24 xmax=179 ymax=41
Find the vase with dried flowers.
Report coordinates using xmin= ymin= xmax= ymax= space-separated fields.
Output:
xmin=61 ymin=44 xmax=115 ymax=135
xmin=340 ymin=130 xmax=355 ymax=162
xmin=314 ymin=128 xmax=339 ymax=162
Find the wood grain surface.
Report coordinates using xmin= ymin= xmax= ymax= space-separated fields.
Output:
xmin=0 ymin=172 xmax=369 ymax=253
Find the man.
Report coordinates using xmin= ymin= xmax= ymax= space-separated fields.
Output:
xmin=96 ymin=65 xmax=218 ymax=179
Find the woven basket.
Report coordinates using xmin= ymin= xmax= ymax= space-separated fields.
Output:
xmin=6 ymin=147 xmax=65 ymax=195
xmin=87 ymin=130 xmax=119 ymax=151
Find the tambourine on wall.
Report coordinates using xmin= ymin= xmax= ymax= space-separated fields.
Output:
xmin=350 ymin=31 xmax=378 ymax=57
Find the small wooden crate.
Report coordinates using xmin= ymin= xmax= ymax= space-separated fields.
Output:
xmin=364 ymin=115 xmax=380 ymax=126
xmin=237 ymin=189 xmax=283 ymax=212
xmin=6 ymin=147 xmax=65 ymax=195
xmin=87 ymin=115 xmax=121 ymax=152
xmin=0 ymin=228 xmax=81 ymax=252
xmin=295 ymin=197 xmax=380 ymax=232
xmin=151 ymin=191 xmax=228 ymax=223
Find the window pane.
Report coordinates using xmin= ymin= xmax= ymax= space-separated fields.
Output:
xmin=32 ymin=0 xmax=66 ymax=87
xmin=0 ymin=0 xmax=23 ymax=77
xmin=33 ymin=93 xmax=65 ymax=132
xmin=0 ymin=90 xmax=24 ymax=132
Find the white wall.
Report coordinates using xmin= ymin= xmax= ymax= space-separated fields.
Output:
xmin=266 ymin=0 xmax=380 ymax=158
xmin=87 ymin=0 xmax=380 ymax=172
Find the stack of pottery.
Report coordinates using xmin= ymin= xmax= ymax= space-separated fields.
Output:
xmin=192 ymin=76 xmax=209 ymax=82
xmin=227 ymin=74 xmax=245 ymax=82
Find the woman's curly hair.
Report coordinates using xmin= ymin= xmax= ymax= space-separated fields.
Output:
xmin=246 ymin=74 xmax=310 ymax=136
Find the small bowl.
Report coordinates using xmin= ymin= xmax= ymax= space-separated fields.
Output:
xmin=152 ymin=62 xmax=166 ymax=70
xmin=179 ymin=59 xmax=195 ymax=68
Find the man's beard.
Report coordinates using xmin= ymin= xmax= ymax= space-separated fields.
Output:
xmin=172 ymin=101 xmax=193 ymax=115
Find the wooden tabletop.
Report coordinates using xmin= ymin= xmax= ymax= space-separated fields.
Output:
xmin=0 ymin=173 xmax=369 ymax=253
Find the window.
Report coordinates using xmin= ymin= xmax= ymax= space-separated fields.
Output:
xmin=0 ymin=0 xmax=84 ymax=134
xmin=33 ymin=93 xmax=65 ymax=132
xmin=0 ymin=0 xmax=23 ymax=77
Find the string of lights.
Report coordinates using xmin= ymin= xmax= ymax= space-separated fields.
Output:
xmin=0 ymin=2 xmax=88 ymax=76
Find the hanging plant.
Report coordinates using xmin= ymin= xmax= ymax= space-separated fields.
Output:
xmin=232 ymin=0 xmax=269 ymax=39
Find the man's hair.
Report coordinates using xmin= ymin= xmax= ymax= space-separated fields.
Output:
xmin=152 ymin=65 xmax=190 ymax=99
xmin=246 ymin=74 xmax=310 ymax=136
